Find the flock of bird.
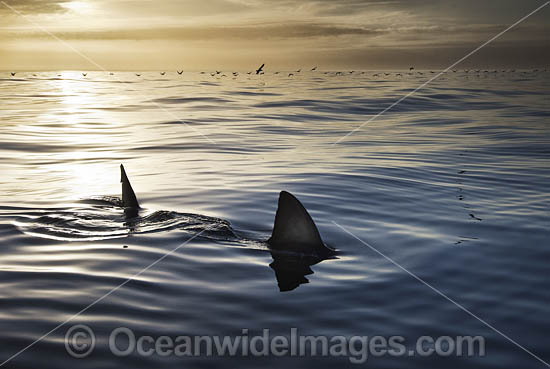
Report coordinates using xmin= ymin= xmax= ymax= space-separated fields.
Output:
xmin=7 ymin=65 xmax=547 ymax=79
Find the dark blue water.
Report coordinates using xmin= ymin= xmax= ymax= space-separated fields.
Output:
xmin=0 ymin=70 xmax=549 ymax=368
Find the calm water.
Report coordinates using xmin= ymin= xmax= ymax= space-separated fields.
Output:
xmin=0 ymin=70 xmax=549 ymax=368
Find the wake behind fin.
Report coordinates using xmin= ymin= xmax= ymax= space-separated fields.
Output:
xmin=268 ymin=191 xmax=333 ymax=256
xmin=120 ymin=164 xmax=139 ymax=210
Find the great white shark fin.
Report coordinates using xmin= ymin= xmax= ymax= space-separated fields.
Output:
xmin=120 ymin=164 xmax=139 ymax=209
xmin=268 ymin=191 xmax=334 ymax=256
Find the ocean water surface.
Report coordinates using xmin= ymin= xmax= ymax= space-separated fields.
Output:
xmin=0 ymin=70 xmax=549 ymax=368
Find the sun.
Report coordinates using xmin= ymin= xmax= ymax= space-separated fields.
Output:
xmin=62 ymin=1 xmax=92 ymax=13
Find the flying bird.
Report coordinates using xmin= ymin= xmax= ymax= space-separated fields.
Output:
xmin=296 ymin=69 xmax=301 ymax=73
xmin=10 ymin=72 xmax=16 ymax=76
xmin=409 ymin=67 xmax=414 ymax=70
xmin=160 ymin=72 xmax=166 ymax=75
xmin=311 ymin=66 xmax=317 ymax=71
xmin=288 ymin=73 xmax=294 ymax=77
xmin=82 ymin=73 xmax=87 ymax=76
xmin=256 ymin=63 xmax=265 ymax=75
xmin=177 ymin=70 xmax=183 ymax=75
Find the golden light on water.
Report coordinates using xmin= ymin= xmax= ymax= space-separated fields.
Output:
xmin=18 ymin=74 xmax=121 ymax=199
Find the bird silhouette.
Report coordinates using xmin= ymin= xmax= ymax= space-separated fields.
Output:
xmin=82 ymin=72 xmax=87 ymax=76
xmin=177 ymin=70 xmax=183 ymax=75
xmin=135 ymin=73 xmax=141 ymax=76
xmin=288 ymin=73 xmax=294 ymax=77
xmin=409 ymin=67 xmax=414 ymax=70
xmin=256 ymin=63 xmax=265 ymax=75
xmin=311 ymin=66 xmax=317 ymax=71
xmin=160 ymin=72 xmax=166 ymax=75
xmin=296 ymin=69 xmax=301 ymax=73
xmin=10 ymin=72 xmax=16 ymax=76
xmin=216 ymin=71 xmax=221 ymax=74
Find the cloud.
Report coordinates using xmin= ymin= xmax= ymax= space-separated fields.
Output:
xmin=1 ymin=0 xmax=70 ymax=13
xmin=1 ymin=0 xmax=548 ymax=70
xmin=2 ymin=22 xmax=385 ymax=40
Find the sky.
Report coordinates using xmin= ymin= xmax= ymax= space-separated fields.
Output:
xmin=0 ymin=0 xmax=549 ymax=70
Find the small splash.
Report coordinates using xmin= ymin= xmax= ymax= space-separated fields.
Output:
xmin=81 ymin=196 xmax=124 ymax=207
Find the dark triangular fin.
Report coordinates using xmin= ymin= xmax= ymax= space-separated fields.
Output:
xmin=268 ymin=191 xmax=328 ymax=254
xmin=120 ymin=164 xmax=139 ymax=209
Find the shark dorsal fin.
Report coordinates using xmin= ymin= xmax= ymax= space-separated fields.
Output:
xmin=120 ymin=164 xmax=139 ymax=209
xmin=268 ymin=191 xmax=325 ymax=252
